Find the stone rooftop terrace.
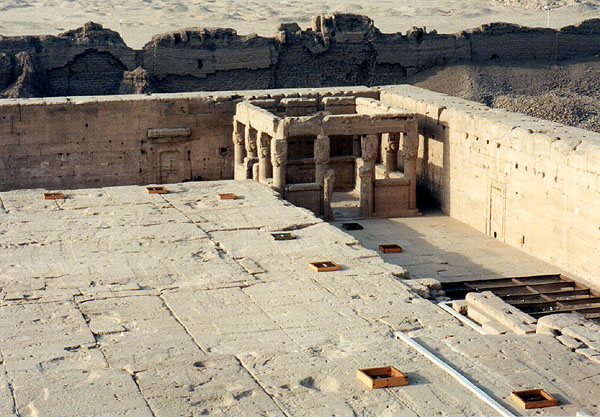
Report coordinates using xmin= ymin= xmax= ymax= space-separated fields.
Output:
xmin=0 ymin=180 xmax=598 ymax=416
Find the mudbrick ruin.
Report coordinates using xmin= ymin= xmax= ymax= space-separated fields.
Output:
xmin=1 ymin=12 xmax=600 ymax=417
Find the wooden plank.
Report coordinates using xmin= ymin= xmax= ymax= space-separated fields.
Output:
xmin=501 ymin=293 xmax=549 ymax=302
xmin=554 ymin=297 xmax=600 ymax=306
xmin=464 ymin=279 xmax=517 ymax=289
xmin=504 ymin=289 xmax=589 ymax=300
xmin=493 ymin=283 xmax=576 ymax=296
xmin=508 ymin=299 xmax=561 ymax=308
xmin=513 ymin=276 xmax=566 ymax=285
xmin=509 ymin=296 xmax=600 ymax=307
xmin=529 ymin=306 xmax=600 ymax=316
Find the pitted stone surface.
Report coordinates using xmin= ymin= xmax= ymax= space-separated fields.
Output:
xmin=135 ymin=355 xmax=284 ymax=417
xmin=0 ymin=180 xmax=598 ymax=416
xmin=12 ymin=369 xmax=154 ymax=417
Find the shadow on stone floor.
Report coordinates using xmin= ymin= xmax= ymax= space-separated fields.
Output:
xmin=331 ymin=206 xmax=561 ymax=284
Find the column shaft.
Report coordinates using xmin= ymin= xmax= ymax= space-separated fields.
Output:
xmin=258 ymin=132 xmax=272 ymax=183
xmin=404 ymin=125 xmax=419 ymax=210
xmin=314 ymin=135 xmax=330 ymax=185
xmin=271 ymin=137 xmax=288 ymax=194
xmin=233 ymin=120 xmax=246 ymax=180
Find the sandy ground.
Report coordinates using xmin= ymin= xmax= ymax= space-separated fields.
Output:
xmin=0 ymin=0 xmax=599 ymax=48
xmin=410 ymin=58 xmax=600 ymax=132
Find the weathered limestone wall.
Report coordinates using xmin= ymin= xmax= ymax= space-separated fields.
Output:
xmin=380 ymin=85 xmax=600 ymax=286
xmin=2 ymin=15 xmax=600 ymax=98
xmin=0 ymin=93 xmax=235 ymax=189
xmin=0 ymin=87 xmax=374 ymax=190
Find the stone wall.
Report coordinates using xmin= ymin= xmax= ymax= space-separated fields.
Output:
xmin=0 ymin=86 xmax=374 ymax=191
xmin=0 ymin=93 xmax=234 ymax=189
xmin=2 ymin=14 xmax=600 ymax=98
xmin=380 ymin=85 xmax=600 ymax=286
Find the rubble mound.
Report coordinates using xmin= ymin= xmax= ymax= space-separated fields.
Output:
xmin=145 ymin=27 xmax=266 ymax=49
xmin=492 ymin=0 xmax=591 ymax=10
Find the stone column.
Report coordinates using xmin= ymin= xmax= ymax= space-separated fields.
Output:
xmin=359 ymin=166 xmax=374 ymax=218
xmin=383 ymin=133 xmax=400 ymax=172
xmin=314 ymin=134 xmax=330 ymax=185
xmin=359 ymin=134 xmax=378 ymax=217
xmin=258 ymin=132 xmax=272 ymax=183
xmin=233 ymin=120 xmax=246 ymax=180
xmin=245 ymin=125 xmax=257 ymax=159
xmin=397 ymin=133 xmax=405 ymax=172
xmin=352 ymin=135 xmax=361 ymax=157
xmin=271 ymin=137 xmax=288 ymax=194
xmin=243 ymin=125 xmax=258 ymax=180
xmin=404 ymin=124 xmax=419 ymax=211
xmin=323 ymin=169 xmax=335 ymax=220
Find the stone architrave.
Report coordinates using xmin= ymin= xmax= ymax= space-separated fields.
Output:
xmin=233 ymin=120 xmax=246 ymax=180
xmin=383 ymin=132 xmax=400 ymax=172
xmin=258 ymin=132 xmax=272 ymax=182
xmin=314 ymin=135 xmax=330 ymax=185
xmin=404 ymin=129 xmax=419 ymax=210
xmin=271 ymin=137 xmax=288 ymax=194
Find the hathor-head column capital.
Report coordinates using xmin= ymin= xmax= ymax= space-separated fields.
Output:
xmin=271 ymin=137 xmax=287 ymax=194
xmin=245 ymin=125 xmax=258 ymax=157
xmin=233 ymin=120 xmax=245 ymax=145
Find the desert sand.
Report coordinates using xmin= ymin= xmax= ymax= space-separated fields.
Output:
xmin=1 ymin=0 xmax=599 ymax=48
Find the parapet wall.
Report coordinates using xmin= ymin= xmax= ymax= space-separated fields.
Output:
xmin=380 ymin=85 xmax=600 ymax=286
xmin=2 ymin=14 xmax=600 ymax=98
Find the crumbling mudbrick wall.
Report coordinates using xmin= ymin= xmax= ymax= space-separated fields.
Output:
xmin=2 ymin=14 xmax=600 ymax=98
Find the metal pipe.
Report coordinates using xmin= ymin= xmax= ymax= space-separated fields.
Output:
xmin=437 ymin=301 xmax=489 ymax=335
xmin=395 ymin=331 xmax=517 ymax=417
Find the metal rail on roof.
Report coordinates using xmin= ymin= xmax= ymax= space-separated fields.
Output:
xmin=395 ymin=331 xmax=517 ymax=417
